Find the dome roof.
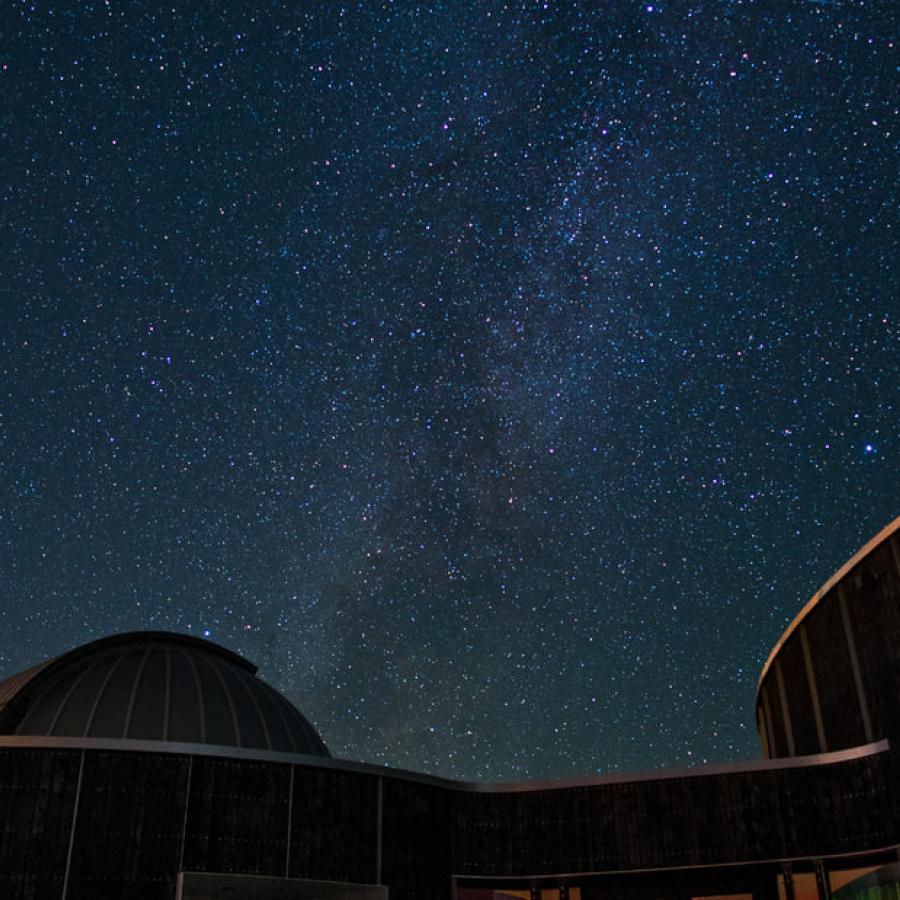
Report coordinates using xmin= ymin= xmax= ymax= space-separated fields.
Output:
xmin=0 ymin=631 xmax=328 ymax=757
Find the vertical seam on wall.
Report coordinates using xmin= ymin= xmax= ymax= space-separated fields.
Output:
xmin=258 ymin=682 xmax=299 ymax=753
xmin=206 ymin=658 xmax=242 ymax=747
xmin=799 ymin=624 xmax=828 ymax=752
xmin=274 ymin=689 xmax=324 ymax=754
xmin=838 ymin=585 xmax=874 ymax=743
xmin=376 ymin=775 xmax=383 ymax=885
xmin=891 ymin=533 xmax=900 ymax=584
xmin=182 ymin=652 xmax=206 ymax=744
xmin=84 ymin=654 xmax=126 ymax=737
xmin=14 ymin=672 xmax=70 ymax=734
xmin=178 ymin=755 xmax=194 ymax=872
xmin=233 ymin=668 xmax=272 ymax=750
xmin=163 ymin=650 xmax=172 ymax=742
xmin=285 ymin=764 xmax=294 ymax=877
xmin=761 ymin=684 xmax=776 ymax=758
xmin=61 ymin=749 xmax=85 ymax=900
xmin=47 ymin=659 xmax=102 ymax=736
xmin=814 ymin=859 xmax=830 ymax=899
xmin=122 ymin=649 xmax=152 ymax=739
xmin=756 ymin=707 xmax=769 ymax=760
xmin=774 ymin=659 xmax=796 ymax=755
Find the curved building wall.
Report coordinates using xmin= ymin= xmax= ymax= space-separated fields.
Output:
xmin=2 ymin=543 xmax=900 ymax=900
xmin=0 ymin=743 xmax=453 ymax=900
xmin=756 ymin=517 xmax=900 ymax=759
xmin=452 ymin=745 xmax=898 ymax=877
xmin=0 ymin=739 xmax=896 ymax=899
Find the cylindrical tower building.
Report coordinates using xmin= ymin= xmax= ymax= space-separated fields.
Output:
xmin=756 ymin=517 xmax=900 ymax=759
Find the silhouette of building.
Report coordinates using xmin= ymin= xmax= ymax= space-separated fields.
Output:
xmin=1 ymin=518 xmax=899 ymax=899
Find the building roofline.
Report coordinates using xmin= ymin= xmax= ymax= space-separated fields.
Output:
xmin=0 ymin=734 xmax=887 ymax=794
xmin=0 ymin=630 xmax=259 ymax=723
xmin=756 ymin=515 xmax=900 ymax=695
xmin=0 ymin=632 xmax=258 ymax=695
xmin=454 ymin=840 xmax=900 ymax=882
xmin=0 ymin=631 xmax=336 ymax=756
xmin=72 ymin=630 xmax=257 ymax=672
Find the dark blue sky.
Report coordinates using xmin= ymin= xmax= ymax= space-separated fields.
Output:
xmin=1 ymin=0 xmax=896 ymax=779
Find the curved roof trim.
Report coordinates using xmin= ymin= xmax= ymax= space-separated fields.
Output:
xmin=757 ymin=515 xmax=900 ymax=693
xmin=0 ymin=734 xmax=888 ymax=794
xmin=0 ymin=631 xmax=257 ymax=719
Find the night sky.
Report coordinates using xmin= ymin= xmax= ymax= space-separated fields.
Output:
xmin=1 ymin=1 xmax=897 ymax=781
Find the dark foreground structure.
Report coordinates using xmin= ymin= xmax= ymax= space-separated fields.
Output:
xmin=1 ymin=519 xmax=900 ymax=900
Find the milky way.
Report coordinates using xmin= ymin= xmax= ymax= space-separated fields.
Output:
xmin=1 ymin=1 xmax=896 ymax=779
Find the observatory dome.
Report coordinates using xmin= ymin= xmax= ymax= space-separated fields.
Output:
xmin=0 ymin=631 xmax=328 ymax=756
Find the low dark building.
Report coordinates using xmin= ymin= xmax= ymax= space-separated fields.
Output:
xmin=1 ymin=518 xmax=899 ymax=899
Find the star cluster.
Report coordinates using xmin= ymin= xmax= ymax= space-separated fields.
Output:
xmin=1 ymin=0 xmax=896 ymax=779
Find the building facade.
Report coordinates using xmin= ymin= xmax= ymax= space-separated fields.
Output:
xmin=1 ymin=518 xmax=899 ymax=900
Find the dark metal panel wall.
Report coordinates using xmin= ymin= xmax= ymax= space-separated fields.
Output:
xmin=804 ymin=591 xmax=864 ymax=751
xmin=0 ymin=745 xmax=897 ymax=895
xmin=380 ymin=778 xmax=453 ymax=900
xmin=182 ymin=756 xmax=290 ymax=877
xmin=453 ymin=753 xmax=895 ymax=877
xmin=0 ymin=748 xmax=80 ymax=899
xmin=65 ymin=751 xmax=189 ymax=900
xmin=763 ymin=676 xmax=789 ymax=758
xmin=288 ymin=765 xmax=379 ymax=885
xmin=843 ymin=537 xmax=900 ymax=749
xmin=760 ymin=531 xmax=900 ymax=760
xmin=780 ymin=636 xmax=817 ymax=755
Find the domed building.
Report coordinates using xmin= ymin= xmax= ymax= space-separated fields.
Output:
xmin=0 ymin=630 xmax=328 ymax=756
xmin=1 ymin=519 xmax=900 ymax=899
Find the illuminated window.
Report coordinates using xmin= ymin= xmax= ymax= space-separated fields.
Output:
xmin=777 ymin=874 xmax=819 ymax=900
xmin=830 ymin=865 xmax=900 ymax=896
xmin=829 ymin=866 xmax=882 ymax=891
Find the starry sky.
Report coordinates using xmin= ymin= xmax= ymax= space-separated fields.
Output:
xmin=1 ymin=0 xmax=897 ymax=781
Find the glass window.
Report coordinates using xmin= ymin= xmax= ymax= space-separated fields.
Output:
xmin=829 ymin=866 xmax=881 ymax=891
xmin=777 ymin=873 xmax=819 ymax=900
xmin=829 ymin=864 xmax=900 ymax=897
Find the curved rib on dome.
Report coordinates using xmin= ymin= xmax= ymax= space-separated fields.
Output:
xmin=0 ymin=631 xmax=328 ymax=757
